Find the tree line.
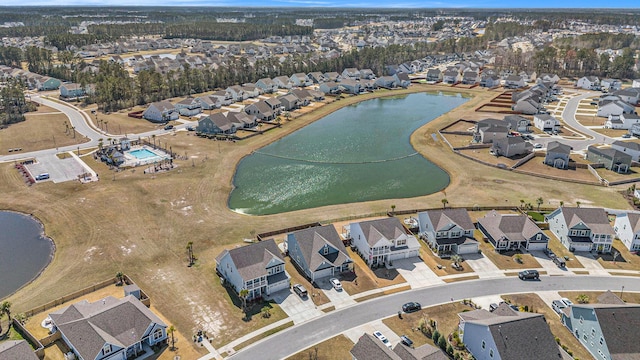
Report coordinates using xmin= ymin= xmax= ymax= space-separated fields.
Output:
xmin=0 ymin=79 xmax=35 ymax=127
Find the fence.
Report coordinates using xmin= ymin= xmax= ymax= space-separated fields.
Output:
xmin=11 ymin=319 xmax=45 ymax=358
xmin=511 ymin=152 xmax=537 ymax=169
xmin=257 ymin=222 xmax=323 ymax=241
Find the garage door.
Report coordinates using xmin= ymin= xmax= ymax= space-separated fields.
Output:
xmin=527 ymin=242 xmax=548 ymax=251
xmin=457 ymin=243 xmax=479 ymax=255
xmin=389 ymin=249 xmax=419 ymax=261
xmin=313 ymin=267 xmax=334 ymax=281
xmin=268 ymin=279 xmax=290 ymax=295
xmin=572 ymin=242 xmax=592 ymax=252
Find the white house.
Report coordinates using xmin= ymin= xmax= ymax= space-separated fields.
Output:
xmin=611 ymin=140 xmax=640 ymax=161
xmin=533 ymin=113 xmax=560 ymax=132
xmin=142 ymin=101 xmax=179 ymax=122
xmin=601 ymin=78 xmax=622 ymax=91
xmin=417 ymin=208 xmax=478 ymax=256
xmin=349 ymin=217 xmax=420 ymax=267
xmin=546 ymin=207 xmax=614 ymax=253
xmin=576 ymin=76 xmax=600 ymax=90
xmin=614 ymin=212 xmax=640 ymax=252
xmin=606 ymin=113 xmax=640 ymax=129
xmin=215 ymin=239 xmax=290 ymax=300
xmin=633 ymin=79 xmax=640 ymax=88
xmin=598 ymin=100 xmax=635 ymax=118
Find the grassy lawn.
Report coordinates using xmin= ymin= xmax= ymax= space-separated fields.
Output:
xmin=596 ymin=167 xmax=640 ymax=183
xmin=285 ymin=334 xmax=353 ymax=360
xmin=544 ymin=233 xmax=585 ymax=268
xmin=595 ymin=240 xmax=640 ymax=271
xmin=0 ymin=110 xmax=87 ymax=155
xmin=575 ymin=115 xmax=604 ymax=126
xmin=285 ymin=258 xmax=331 ymax=306
xmin=420 ymin=245 xmax=475 ymax=276
xmin=558 ymin=291 xmax=640 ymax=305
xmin=457 ymin=148 xmax=522 ymax=168
xmin=593 ymin=128 xmax=629 ymax=138
xmin=526 ymin=211 xmax=546 ymax=222
xmin=343 ymin=248 xmax=407 ymax=295
xmin=1 ymin=84 xmax=632 ymax=357
xmin=515 ymin=158 xmax=599 ymax=184
xmin=501 ymin=293 xmax=592 ymax=360
xmin=477 ymin=233 xmax=543 ymax=270
xmin=440 ymin=133 xmax=474 ymax=148
xmin=90 ymin=106 xmax=173 ymax=135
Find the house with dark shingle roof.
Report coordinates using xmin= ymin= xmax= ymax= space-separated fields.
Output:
xmin=491 ymin=136 xmax=533 ymax=158
xmin=611 ymin=140 xmax=640 ymax=162
xmin=459 ymin=306 xmax=564 ymax=360
xmin=545 ymin=141 xmax=572 ymax=169
xmin=426 ymin=68 xmax=442 ymax=82
xmin=417 ymin=208 xmax=478 ymax=256
xmin=216 ymin=238 xmax=290 ymax=300
xmin=613 ymin=212 xmax=640 ymax=252
xmin=586 ymin=146 xmax=632 ymax=173
xmin=286 ymin=225 xmax=353 ymax=282
xmin=142 ymin=101 xmax=178 ymax=122
xmin=0 ymin=340 xmax=39 ymax=360
xmin=562 ymin=303 xmax=640 ymax=360
xmin=349 ymin=217 xmax=420 ymax=268
xmin=350 ymin=333 xmax=447 ymax=360
xmin=546 ymin=207 xmax=614 ymax=253
xmin=244 ymin=100 xmax=277 ymax=121
xmin=196 ymin=113 xmax=237 ymax=135
xmin=49 ymin=295 xmax=167 ymax=360
xmin=477 ymin=210 xmax=549 ymax=252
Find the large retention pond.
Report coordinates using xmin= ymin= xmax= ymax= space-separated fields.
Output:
xmin=0 ymin=211 xmax=54 ymax=300
xmin=229 ymin=92 xmax=469 ymax=215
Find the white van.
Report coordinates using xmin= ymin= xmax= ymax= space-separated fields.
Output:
xmin=35 ymin=173 xmax=50 ymax=180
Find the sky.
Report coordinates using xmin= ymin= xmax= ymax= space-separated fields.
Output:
xmin=3 ymin=0 xmax=640 ymax=7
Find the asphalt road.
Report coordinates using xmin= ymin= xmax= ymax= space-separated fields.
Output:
xmin=230 ymin=276 xmax=640 ymax=360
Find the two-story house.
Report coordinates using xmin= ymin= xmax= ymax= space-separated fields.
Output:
xmin=613 ymin=212 xmax=640 ymax=252
xmin=350 ymin=333 xmax=447 ymax=360
xmin=349 ymin=217 xmax=420 ymax=268
xmin=142 ymin=101 xmax=179 ymax=123
xmin=417 ymin=208 xmax=478 ymax=256
xmin=546 ymin=207 xmax=614 ymax=253
xmin=610 ymin=141 xmax=640 ymax=162
xmin=544 ymin=141 xmax=573 ymax=169
xmin=215 ymin=238 xmax=290 ymax=301
xmin=477 ymin=210 xmax=549 ymax=252
xmin=491 ymin=137 xmax=533 ymax=158
xmin=286 ymin=225 xmax=353 ymax=282
xmin=533 ymin=114 xmax=561 ymax=132
xmin=0 ymin=340 xmax=39 ymax=360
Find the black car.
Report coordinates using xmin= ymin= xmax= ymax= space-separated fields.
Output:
xmin=518 ymin=269 xmax=540 ymax=280
xmin=400 ymin=335 xmax=414 ymax=348
xmin=164 ymin=124 xmax=174 ymax=130
xmin=402 ymin=302 xmax=421 ymax=313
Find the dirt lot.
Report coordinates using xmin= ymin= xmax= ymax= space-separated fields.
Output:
xmin=441 ymin=133 xmax=475 ymax=148
xmin=595 ymin=240 xmax=640 ymax=271
xmin=285 ymin=335 xmax=353 ymax=360
xmin=576 ymin=115 xmax=605 ymax=127
xmin=558 ymin=290 xmax=640 ymax=305
xmin=0 ymin=105 xmax=88 ymax=155
xmin=514 ymin=157 xmax=600 ymax=184
xmin=596 ymin=167 xmax=640 ymax=183
xmin=593 ymin=128 xmax=629 ymax=138
xmin=457 ymin=148 xmax=523 ymax=168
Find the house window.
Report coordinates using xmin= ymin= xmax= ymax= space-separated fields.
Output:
xmin=489 ymin=349 xmax=494 ymax=358
xmin=592 ymin=328 xmax=596 ymax=337
xmin=397 ymin=239 xmax=406 ymax=246
xmin=323 ymin=247 xmax=329 ymax=255
xmin=536 ymin=233 xmax=542 ymax=241
xmin=600 ymin=337 xmax=604 ymax=345
xmin=153 ymin=328 xmax=164 ymax=341
xmin=482 ymin=340 xmax=485 ymax=349
xmin=103 ymin=345 xmax=112 ymax=355
xmin=580 ymin=316 xmax=584 ymax=324
xmin=583 ymin=334 xmax=588 ymax=341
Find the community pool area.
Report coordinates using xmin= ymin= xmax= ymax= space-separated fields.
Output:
xmin=123 ymin=146 xmax=171 ymax=167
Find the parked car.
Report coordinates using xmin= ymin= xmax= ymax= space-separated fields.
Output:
xmin=186 ymin=126 xmax=195 ymax=131
xmin=373 ymin=331 xmax=392 ymax=349
xmin=553 ymin=256 xmax=566 ymax=268
xmin=402 ymin=302 xmax=421 ymax=313
xmin=164 ymin=124 xmax=174 ymax=130
xmin=292 ymin=284 xmax=308 ymax=298
xmin=534 ymin=143 xmax=543 ymax=149
xmin=623 ymin=133 xmax=632 ymax=138
xmin=561 ymin=298 xmax=573 ymax=307
xmin=518 ymin=269 xmax=539 ymax=280
xmin=330 ymin=278 xmax=342 ymax=291
xmin=552 ymin=300 xmax=566 ymax=314
xmin=489 ymin=303 xmax=499 ymax=312
xmin=400 ymin=335 xmax=414 ymax=348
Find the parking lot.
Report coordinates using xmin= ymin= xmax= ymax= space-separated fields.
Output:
xmin=24 ymin=153 xmax=93 ymax=184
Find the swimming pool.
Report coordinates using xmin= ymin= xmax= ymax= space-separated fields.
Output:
xmin=129 ymin=148 xmax=158 ymax=160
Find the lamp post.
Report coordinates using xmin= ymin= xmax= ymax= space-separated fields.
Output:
xmin=621 ymin=285 xmax=625 ymax=300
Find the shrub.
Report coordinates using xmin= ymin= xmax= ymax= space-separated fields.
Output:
xmin=524 ymin=305 xmax=529 ymax=312
xmin=447 ymin=344 xmax=454 ymax=356
xmin=438 ymin=336 xmax=447 ymax=350
xmin=433 ymin=330 xmax=441 ymax=343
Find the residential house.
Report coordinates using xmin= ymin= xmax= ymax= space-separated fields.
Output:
xmin=341 ymin=68 xmax=360 ymax=80
xmin=613 ymin=88 xmax=640 ymax=105
xmin=60 ymin=83 xmax=88 ymax=98
xmin=613 ymin=212 xmax=640 ymax=252
xmin=290 ymin=73 xmax=312 ymax=87
xmin=577 ymin=76 xmax=600 ymax=90
xmin=538 ymin=73 xmax=560 ymax=84
xmin=504 ymin=75 xmax=525 ymax=89
xmin=491 ymin=137 xmax=533 ymax=158
xmin=215 ymin=238 xmax=290 ymax=300
xmin=319 ymin=81 xmax=340 ymax=95
xmin=546 ymin=206 xmax=614 ymax=252
xmin=375 ymin=76 xmax=397 ymax=89
xmin=226 ymin=85 xmax=246 ymax=102
xmin=417 ymin=208 xmax=478 ymax=256
xmin=605 ymin=113 xmax=640 ymax=129
xmin=349 ymin=217 xmax=420 ymax=268
xmin=633 ymin=79 xmax=640 ymax=88
xmin=459 ymin=305 xmax=563 ymax=360
xmin=273 ymin=76 xmax=293 ymax=89
xmin=474 ymin=119 xmax=510 ymax=144
xmin=359 ymin=69 xmax=376 ymax=80
xmin=425 ymin=68 xmax=442 ymax=82
xmin=562 ymin=302 xmax=640 ymax=360
xmin=278 ymin=94 xmax=300 ymax=111
xmin=480 ymin=74 xmax=501 ymax=88
xmin=519 ymin=70 xmax=537 ymax=83
xmin=255 ymin=78 xmax=278 ymax=93
xmin=229 ymin=112 xmax=258 ymax=129
xmin=503 ymin=115 xmax=531 ymax=133
xmin=36 ymin=76 xmax=61 ymax=91
xmin=544 ymin=141 xmax=572 ymax=169
xmin=586 ymin=146 xmax=632 ymax=173
xmin=323 ymin=72 xmax=342 ymax=82
xmin=286 ymin=225 xmax=353 ymax=282
xmin=196 ymin=113 xmax=237 ymax=135
xmin=443 ymin=70 xmax=460 ymax=84
xmin=175 ymin=97 xmax=202 ymax=117
xmin=338 ymin=78 xmax=362 ymax=94
xmin=209 ymin=90 xmax=233 ymax=107
xmin=513 ymin=98 xmax=542 ymax=115
xmin=289 ymin=89 xmax=313 ymax=106
xmin=49 ymin=296 xmax=167 ymax=360
xmin=611 ymin=140 xmax=640 ymax=161
xmin=0 ymin=340 xmax=39 ymax=360
xmin=533 ymin=114 xmax=561 ymax=132
xmin=142 ymin=101 xmax=179 ymax=122
xmin=462 ymin=71 xmax=480 ymax=85
xmin=245 ymin=100 xmax=277 ymax=121
xmin=477 ymin=210 xmax=549 ymax=252
xmin=242 ymin=85 xmax=260 ymax=98
xmin=194 ymin=95 xmax=219 ymax=110
xmin=600 ymin=78 xmax=622 ymax=91
xmin=350 ymin=333 xmax=447 ymax=360
xmin=307 ymin=72 xmax=326 ymax=84
xmin=598 ymin=99 xmax=635 ymax=118
xmin=393 ymin=72 xmax=411 ymax=88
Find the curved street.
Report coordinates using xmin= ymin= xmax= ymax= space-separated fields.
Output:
xmin=229 ymin=276 xmax=640 ymax=360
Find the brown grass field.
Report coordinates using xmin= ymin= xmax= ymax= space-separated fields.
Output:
xmin=0 ymin=105 xmax=88 ymax=155
xmin=285 ymin=334 xmax=353 ymax=360
xmin=0 ymin=84 xmax=633 ymax=355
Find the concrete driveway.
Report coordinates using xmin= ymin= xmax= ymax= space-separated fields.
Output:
xmin=343 ymin=319 xmax=401 ymax=347
xmin=573 ymin=252 xmax=611 ymax=276
xmin=464 ymin=253 xmax=505 ymax=278
xmin=393 ymin=258 xmax=443 ymax=288
xmin=269 ymin=289 xmax=323 ymax=324
xmin=25 ymin=153 xmax=88 ymax=183
xmin=529 ymin=251 xmax=570 ymax=275
xmin=317 ymin=277 xmax=356 ymax=309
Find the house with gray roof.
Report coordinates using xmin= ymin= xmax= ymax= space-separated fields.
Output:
xmin=533 ymin=114 xmax=560 ymax=132
xmin=480 ymin=74 xmax=500 ymax=88
xmin=577 ymin=76 xmax=600 ymax=90
xmin=175 ymin=97 xmax=202 ymax=117
xmin=546 ymin=206 xmax=614 ymax=253
xmin=544 ymin=141 xmax=572 ymax=169
xmin=606 ymin=112 xmax=640 ymax=130
xmin=503 ymin=115 xmax=530 ymax=133
xmin=323 ymin=72 xmax=342 ymax=82
xmin=562 ymin=303 xmax=640 ymax=360
xmin=473 ymin=119 xmax=510 ymax=144
xmin=338 ymin=78 xmax=361 ymax=94
xmin=196 ymin=113 xmax=237 ymax=135
xmin=587 ymin=146 xmax=632 ymax=173
xmin=142 ymin=101 xmax=178 ymax=122
xmin=504 ymin=75 xmax=525 ymax=89
xmin=598 ymin=99 xmax=635 ymax=118
xmin=443 ymin=70 xmax=460 ymax=84
xmin=350 ymin=333 xmax=447 ymax=360
xmin=349 ymin=217 xmax=420 ymax=268
xmin=477 ymin=210 xmax=549 ymax=252
xmin=255 ymin=78 xmax=278 ymax=93
xmin=513 ymin=98 xmax=541 ymax=115
xmin=245 ymin=100 xmax=278 ymax=121
xmin=613 ymin=212 xmax=640 ymax=252
xmin=49 ymin=295 xmax=167 ymax=360
xmin=611 ymin=140 xmax=640 ymax=162
xmin=417 ymin=208 xmax=478 ymax=256
xmin=286 ymin=225 xmax=353 ymax=282
xmin=341 ymin=68 xmax=360 ymax=80
xmin=273 ymin=76 xmax=293 ymax=89
xmin=426 ymin=68 xmax=442 ymax=82
xmin=491 ymin=137 xmax=533 ymax=158
xmin=278 ymin=94 xmax=300 ymax=111
xmin=290 ymin=73 xmax=312 ymax=87
xmin=459 ymin=305 xmax=564 ymax=360
xmin=0 ymin=340 xmax=39 ymax=360
xmin=319 ymin=81 xmax=340 ymax=95
xmin=307 ymin=72 xmax=326 ymax=84
xmin=216 ymin=238 xmax=290 ymax=301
